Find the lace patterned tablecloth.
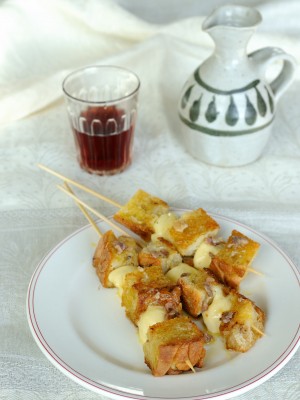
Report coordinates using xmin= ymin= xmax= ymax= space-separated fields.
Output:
xmin=0 ymin=1 xmax=299 ymax=399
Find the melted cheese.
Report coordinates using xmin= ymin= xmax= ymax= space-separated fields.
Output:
xmin=165 ymin=263 xmax=197 ymax=283
xmin=108 ymin=265 xmax=136 ymax=295
xmin=152 ymin=212 xmax=177 ymax=242
xmin=194 ymin=241 xmax=220 ymax=269
xmin=202 ymin=285 xmax=233 ymax=334
xmin=137 ymin=306 xmax=166 ymax=344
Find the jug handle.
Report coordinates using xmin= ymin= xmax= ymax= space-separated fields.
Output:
xmin=249 ymin=47 xmax=296 ymax=100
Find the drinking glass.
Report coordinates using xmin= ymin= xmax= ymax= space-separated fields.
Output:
xmin=63 ymin=65 xmax=140 ymax=175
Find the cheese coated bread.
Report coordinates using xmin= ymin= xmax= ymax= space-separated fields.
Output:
xmin=92 ymin=230 xmax=141 ymax=288
xmin=113 ymin=190 xmax=169 ymax=241
xmin=168 ymin=209 xmax=220 ymax=256
xmin=209 ymin=230 xmax=260 ymax=289
xmin=178 ymin=268 xmax=215 ymax=317
xmin=122 ymin=266 xmax=182 ymax=324
xmin=219 ymin=291 xmax=265 ymax=352
xmin=143 ymin=316 xmax=206 ymax=376
xmin=138 ymin=237 xmax=182 ymax=273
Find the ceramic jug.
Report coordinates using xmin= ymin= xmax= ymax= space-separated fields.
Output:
xmin=178 ymin=5 xmax=296 ymax=167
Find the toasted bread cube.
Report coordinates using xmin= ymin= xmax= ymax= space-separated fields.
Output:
xmin=122 ymin=266 xmax=182 ymax=324
xmin=143 ymin=316 xmax=206 ymax=376
xmin=168 ymin=209 xmax=220 ymax=256
xmin=178 ymin=268 xmax=215 ymax=317
xmin=138 ymin=237 xmax=182 ymax=273
xmin=113 ymin=190 xmax=169 ymax=241
xmin=219 ymin=292 xmax=265 ymax=352
xmin=209 ymin=230 xmax=260 ymax=289
xmin=92 ymin=230 xmax=141 ymax=288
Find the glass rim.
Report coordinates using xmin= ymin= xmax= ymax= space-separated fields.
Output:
xmin=62 ymin=65 xmax=140 ymax=105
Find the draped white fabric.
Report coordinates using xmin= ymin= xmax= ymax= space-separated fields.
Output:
xmin=0 ymin=0 xmax=299 ymax=399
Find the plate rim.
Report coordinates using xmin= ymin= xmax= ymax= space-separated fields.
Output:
xmin=26 ymin=210 xmax=300 ymax=400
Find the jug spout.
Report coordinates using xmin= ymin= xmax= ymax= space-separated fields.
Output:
xmin=202 ymin=5 xmax=262 ymax=33
xmin=202 ymin=5 xmax=262 ymax=63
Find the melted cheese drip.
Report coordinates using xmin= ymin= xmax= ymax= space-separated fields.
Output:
xmin=108 ymin=265 xmax=136 ymax=295
xmin=202 ymin=285 xmax=233 ymax=334
xmin=137 ymin=306 xmax=166 ymax=344
xmin=193 ymin=241 xmax=220 ymax=269
xmin=165 ymin=263 xmax=197 ymax=283
xmin=152 ymin=212 xmax=177 ymax=242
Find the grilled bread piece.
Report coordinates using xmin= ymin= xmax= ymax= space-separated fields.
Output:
xmin=168 ymin=209 xmax=220 ymax=256
xmin=143 ymin=316 xmax=206 ymax=376
xmin=219 ymin=291 xmax=265 ymax=352
xmin=209 ymin=230 xmax=260 ymax=289
xmin=92 ymin=230 xmax=141 ymax=288
xmin=113 ymin=190 xmax=169 ymax=241
xmin=138 ymin=237 xmax=182 ymax=273
xmin=167 ymin=265 xmax=265 ymax=353
xmin=122 ymin=266 xmax=182 ymax=325
xmin=178 ymin=268 xmax=215 ymax=317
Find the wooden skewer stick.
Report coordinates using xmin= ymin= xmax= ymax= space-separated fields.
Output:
xmin=247 ymin=267 xmax=264 ymax=277
xmin=63 ymin=182 xmax=102 ymax=238
xmin=57 ymin=184 xmax=130 ymax=237
xmin=185 ymin=359 xmax=196 ymax=373
xmin=251 ymin=325 xmax=266 ymax=337
xmin=38 ymin=163 xmax=122 ymax=208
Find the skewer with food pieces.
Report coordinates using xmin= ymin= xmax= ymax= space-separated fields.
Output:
xmin=93 ymin=231 xmax=206 ymax=376
xmin=166 ymin=264 xmax=265 ymax=352
xmin=113 ymin=189 xmax=261 ymax=288
xmin=121 ymin=265 xmax=206 ymax=376
xmin=40 ymin=168 xmax=265 ymax=374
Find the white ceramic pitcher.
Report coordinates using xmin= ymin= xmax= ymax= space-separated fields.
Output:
xmin=178 ymin=5 xmax=296 ymax=167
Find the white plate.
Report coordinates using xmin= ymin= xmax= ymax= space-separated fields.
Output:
xmin=27 ymin=210 xmax=300 ymax=400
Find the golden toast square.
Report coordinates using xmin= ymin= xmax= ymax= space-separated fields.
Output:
xmin=121 ymin=266 xmax=182 ymax=324
xmin=219 ymin=290 xmax=265 ymax=352
xmin=138 ymin=237 xmax=182 ymax=273
xmin=209 ymin=229 xmax=260 ymax=288
xmin=92 ymin=230 xmax=141 ymax=288
xmin=113 ymin=189 xmax=169 ymax=241
xmin=143 ymin=316 xmax=206 ymax=376
xmin=168 ymin=208 xmax=220 ymax=256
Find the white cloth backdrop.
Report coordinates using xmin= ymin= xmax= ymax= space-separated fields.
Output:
xmin=0 ymin=0 xmax=299 ymax=399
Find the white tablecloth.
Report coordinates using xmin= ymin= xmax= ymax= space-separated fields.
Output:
xmin=0 ymin=0 xmax=299 ymax=399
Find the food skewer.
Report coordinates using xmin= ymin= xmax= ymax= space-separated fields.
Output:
xmin=59 ymin=182 xmax=206 ymax=376
xmin=40 ymin=165 xmax=263 ymax=281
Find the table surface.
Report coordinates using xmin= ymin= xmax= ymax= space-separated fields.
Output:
xmin=0 ymin=1 xmax=299 ymax=399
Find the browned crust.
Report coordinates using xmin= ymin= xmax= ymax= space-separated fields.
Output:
xmin=92 ymin=230 xmax=116 ymax=288
xmin=114 ymin=213 xmax=153 ymax=241
xmin=123 ymin=283 xmax=182 ymax=324
xmin=209 ymin=257 xmax=245 ymax=289
xmin=178 ymin=278 xmax=212 ymax=318
xmin=92 ymin=230 xmax=141 ymax=288
xmin=138 ymin=238 xmax=181 ymax=271
xmin=168 ymin=208 xmax=220 ymax=256
xmin=219 ymin=291 xmax=265 ymax=352
xmin=209 ymin=230 xmax=260 ymax=289
xmin=113 ymin=189 xmax=169 ymax=241
xmin=121 ymin=266 xmax=182 ymax=324
xmin=143 ymin=317 xmax=206 ymax=376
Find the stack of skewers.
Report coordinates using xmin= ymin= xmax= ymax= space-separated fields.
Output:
xmin=38 ymin=164 xmax=265 ymax=377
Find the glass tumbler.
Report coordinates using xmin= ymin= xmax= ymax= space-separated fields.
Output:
xmin=62 ymin=65 xmax=140 ymax=175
